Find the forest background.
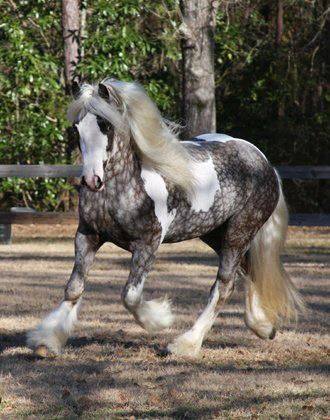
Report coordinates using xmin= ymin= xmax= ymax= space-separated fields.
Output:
xmin=0 ymin=0 xmax=329 ymax=212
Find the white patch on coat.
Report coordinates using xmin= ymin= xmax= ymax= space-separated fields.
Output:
xmin=26 ymin=299 xmax=81 ymax=355
xmin=195 ymin=133 xmax=233 ymax=143
xmin=196 ymin=133 xmax=267 ymax=160
xmin=76 ymin=112 xmax=108 ymax=181
xmin=182 ymin=140 xmax=202 ymax=146
xmin=141 ymin=165 xmax=176 ymax=243
xmin=188 ymin=158 xmax=220 ymax=212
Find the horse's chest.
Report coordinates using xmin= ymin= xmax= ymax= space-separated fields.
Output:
xmin=78 ymin=189 xmax=108 ymax=231
xmin=79 ymin=183 xmax=160 ymax=245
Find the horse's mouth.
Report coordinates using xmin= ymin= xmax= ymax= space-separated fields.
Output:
xmin=81 ymin=175 xmax=105 ymax=192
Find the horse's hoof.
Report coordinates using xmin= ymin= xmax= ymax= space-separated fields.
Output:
xmin=269 ymin=328 xmax=276 ymax=340
xmin=154 ymin=344 xmax=170 ymax=358
xmin=34 ymin=345 xmax=56 ymax=359
xmin=167 ymin=334 xmax=201 ymax=358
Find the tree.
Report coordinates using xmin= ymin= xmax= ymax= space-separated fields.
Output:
xmin=0 ymin=1 xmax=328 ymax=211
xmin=62 ymin=0 xmax=80 ymax=93
xmin=180 ymin=0 xmax=219 ymax=138
xmin=275 ymin=0 xmax=283 ymax=47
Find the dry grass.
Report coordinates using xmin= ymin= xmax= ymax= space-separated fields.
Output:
xmin=0 ymin=225 xmax=329 ymax=418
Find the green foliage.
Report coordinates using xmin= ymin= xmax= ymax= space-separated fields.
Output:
xmin=79 ymin=0 xmax=181 ymax=111
xmin=214 ymin=0 xmax=329 ymax=167
xmin=0 ymin=0 xmax=181 ymax=210
xmin=0 ymin=0 xmax=328 ymax=211
xmin=0 ymin=0 xmax=69 ymax=209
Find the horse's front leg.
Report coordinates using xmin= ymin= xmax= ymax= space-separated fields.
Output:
xmin=122 ymin=242 xmax=174 ymax=333
xmin=26 ymin=228 xmax=102 ymax=357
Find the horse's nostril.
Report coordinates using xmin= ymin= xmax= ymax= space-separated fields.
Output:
xmin=95 ymin=176 xmax=103 ymax=190
xmin=81 ymin=175 xmax=103 ymax=191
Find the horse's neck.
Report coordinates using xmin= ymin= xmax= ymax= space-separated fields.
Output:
xmin=105 ymin=133 xmax=140 ymax=185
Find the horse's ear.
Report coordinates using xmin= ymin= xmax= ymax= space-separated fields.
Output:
xmin=71 ymin=81 xmax=81 ymax=99
xmin=98 ymin=83 xmax=110 ymax=101
xmin=99 ymin=82 xmax=124 ymax=109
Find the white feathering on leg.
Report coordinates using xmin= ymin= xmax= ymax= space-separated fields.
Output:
xmin=26 ymin=298 xmax=81 ymax=355
xmin=135 ymin=296 xmax=174 ymax=333
xmin=168 ymin=286 xmax=220 ymax=357
xmin=167 ymin=328 xmax=204 ymax=358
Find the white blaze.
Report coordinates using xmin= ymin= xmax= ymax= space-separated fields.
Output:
xmin=76 ymin=113 xmax=108 ymax=182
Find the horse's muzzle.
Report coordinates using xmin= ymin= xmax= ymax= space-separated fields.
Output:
xmin=81 ymin=175 xmax=105 ymax=192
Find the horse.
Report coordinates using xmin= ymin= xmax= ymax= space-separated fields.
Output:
xmin=27 ymin=79 xmax=305 ymax=358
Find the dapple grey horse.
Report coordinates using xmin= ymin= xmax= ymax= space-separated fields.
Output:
xmin=27 ymin=79 xmax=304 ymax=358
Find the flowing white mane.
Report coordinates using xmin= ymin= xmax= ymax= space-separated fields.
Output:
xmin=67 ymin=79 xmax=196 ymax=193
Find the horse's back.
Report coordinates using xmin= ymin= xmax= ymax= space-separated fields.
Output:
xmin=182 ymin=133 xmax=276 ymax=192
xmin=183 ymin=133 xmax=267 ymax=162
xmin=183 ymin=132 xmax=276 ymax=189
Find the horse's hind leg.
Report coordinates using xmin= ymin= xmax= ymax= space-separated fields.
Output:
xmin=26 ymin=228 xmax=102 ymax=357
xmin=167 ymin=252 xmax=237 ymax=357
xmin=168 ymin=217 xmax=258 ymax=357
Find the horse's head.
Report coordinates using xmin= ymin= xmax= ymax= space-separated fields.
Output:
xmin=69 ymin=82 xmax=120 ymax=192
xmin=67 ymin=78 xmax=195 ymax=195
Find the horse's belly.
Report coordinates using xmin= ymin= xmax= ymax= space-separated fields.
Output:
xmin=163 ymin=209 xmax=228 ymax=243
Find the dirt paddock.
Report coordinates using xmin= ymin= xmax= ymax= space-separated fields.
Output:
xmin=0 ymin=225 xmax=329 ymax=418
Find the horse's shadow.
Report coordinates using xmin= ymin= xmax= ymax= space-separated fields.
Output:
xmin=0 ymin=329 xmax=169 ymax=358
xmin=0 ymin=327 xmax=245 ymax=361
xmin=0 ymin=331 xmax=26 ymax=353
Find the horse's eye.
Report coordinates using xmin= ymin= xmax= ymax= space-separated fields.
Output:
xmin=96 ymin=116 xmax=110 ymax=134
xmin=67 ymin=125 xmax=80 ymax=150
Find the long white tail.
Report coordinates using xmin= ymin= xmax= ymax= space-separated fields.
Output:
xmin=245 ymin=175 xmax=305 ymax=339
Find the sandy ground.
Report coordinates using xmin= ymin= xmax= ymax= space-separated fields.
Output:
xmin=0 ymin=225 xmax=329 ymax=418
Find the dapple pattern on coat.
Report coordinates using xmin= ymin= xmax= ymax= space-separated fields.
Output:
xmin=27 ymin=79 xmax=304 ymax=358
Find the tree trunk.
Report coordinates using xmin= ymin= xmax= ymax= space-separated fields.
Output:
xmin=62 ymin=0 xmax=81 ymax=210
xmin=80 ymin=2 xmax=87 ymax=62
xmin=275 ymin=0 xmax=283 ymax=47
xmin=276 ymin=0 xmax=285 ymax=118
xmin=180 ymin=0 xmax=218 ymax=139
xmin=62 ymin=0 xmax=80 ymax=93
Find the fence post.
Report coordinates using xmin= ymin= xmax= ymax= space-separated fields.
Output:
xmin=0 ymin=223 xmax=11 ymax=244
xmin=0 ymin=207 xmax=37 ymax=245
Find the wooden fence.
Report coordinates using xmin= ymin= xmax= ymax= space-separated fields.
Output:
xmin=0 ymin=165 xmax=329 ymax=243
xmin=0 ymin=164 xmax=329 ymax=180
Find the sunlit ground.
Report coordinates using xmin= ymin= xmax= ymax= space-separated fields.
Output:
xmin=0 ymin=225 xmax=329 ymax=417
